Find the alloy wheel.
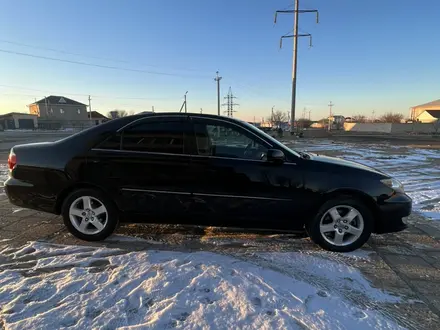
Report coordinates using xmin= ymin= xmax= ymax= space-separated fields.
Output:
xmin=319 ymin=205 xmax=364 ymax=247
xmin=69 ymin=196 xmax=108 ymax=235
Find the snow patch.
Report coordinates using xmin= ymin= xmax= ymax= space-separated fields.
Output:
xmin=0 ymin=242 xmax=405 ymax=329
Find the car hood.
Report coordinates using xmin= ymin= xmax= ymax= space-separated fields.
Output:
xmin=308 ymin=153 xmax=387 ymax=176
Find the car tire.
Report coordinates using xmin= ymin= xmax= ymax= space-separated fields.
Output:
xmin=61 ymin=188 xmax=119 ymax=241
xmin=307 ymin=196 xmax=373 ymax=252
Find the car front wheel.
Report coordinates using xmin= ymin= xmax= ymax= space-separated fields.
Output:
xmin=308 ymin=197 xmax=373 ymax=252
xmin=61 ymin=188 xmax=119 ymax=241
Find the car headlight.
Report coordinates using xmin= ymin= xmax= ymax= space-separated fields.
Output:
xmin=381 ymin=178 xmax=404 ymax=193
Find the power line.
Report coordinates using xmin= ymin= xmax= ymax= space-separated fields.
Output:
xmin=0 ymin=39 xmax=127 ymax=64
xmin=0 ymin=84 xmax=176 ymax=101
xmin=0 ymin=39 xmax=207 ymax=73
xmin=0 ymin=49 xmax=210 ymax=79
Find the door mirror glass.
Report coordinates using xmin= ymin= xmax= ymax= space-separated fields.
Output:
xmin=267 ymin=149 xmax=285 ymax=163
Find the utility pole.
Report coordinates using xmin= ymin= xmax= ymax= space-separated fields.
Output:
xmin=271 ymin=106 xmax=275 ymax=125
xmin=275 ymin=1 xmax=319 ymax=134
xmin=328 ymin=101 xmax=334 ymax=131
xmin=308 ymin=109 xmax=311 ymax=120
xmin=44 ymin=96 xmax=49 ymax=117
xmin=88 ymin=95 xmax=92 ymax=121
xmin=179 ymin=91 xmax=188 ymax=113
xmin=222 ymin=87 xmax=239 ymax=117
xmin=214 ymin=71 xmax=222 ymax=116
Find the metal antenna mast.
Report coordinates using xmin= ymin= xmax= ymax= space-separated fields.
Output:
xmin=275 ymin=0 xmax=319 ymax=133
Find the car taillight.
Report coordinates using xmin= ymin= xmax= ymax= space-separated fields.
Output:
xmin=8 ymin=151 xmax=16 ymax=171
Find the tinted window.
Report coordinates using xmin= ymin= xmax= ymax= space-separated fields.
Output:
xmin=122 ymin=121 xmax=184 ymax=154
xmin=194 ymin=122 xmax=268 ymax=160
xmin=97 ymin=133 xmax=121 ymax=150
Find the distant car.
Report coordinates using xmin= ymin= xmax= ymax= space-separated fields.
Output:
xmin=5 ymin=113 xmax=412 ymax=252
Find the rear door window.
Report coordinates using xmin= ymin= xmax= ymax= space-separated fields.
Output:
xmin=96 ymin=133 xmax=122 ymax=150
xmin=122 ymin=121 xmax=186 ymax=154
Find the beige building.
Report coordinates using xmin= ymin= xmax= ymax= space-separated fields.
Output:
xmin=0 ymin=112 xmax=38 ymax=130
xmin=90 ymin=111 xmax=109 ymax=125
xmin=410 ymin=99 xmax=440 ymax=120
xmin=29 ymin=96 xmax=88 ymax=122
xmin=416 ymin=110 xmax=440 ymax=123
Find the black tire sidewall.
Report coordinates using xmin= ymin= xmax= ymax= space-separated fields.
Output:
xmin=62 ymin=188 xmax=118 ymax=241
xmin=308 ymin=197 xmax=373 ymax=252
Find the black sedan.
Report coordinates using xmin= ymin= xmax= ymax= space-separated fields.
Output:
xmin=4 ymin=113 xmax=412 ymax=252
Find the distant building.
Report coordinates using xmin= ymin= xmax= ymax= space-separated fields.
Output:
xmin=29 ymin=96 xmax=88 ymax=122
xmin=0 ymin=112 xmax=38 ymax=130
xmin=416 ymin=110 xmax=440 ymax=123
xmin=410 ymin=99 xmax=440 ymax=120
xmin=90 ymin=111 xmax=109 ymax=125
xmin=329 ymin=115 xmax=345 ymax=130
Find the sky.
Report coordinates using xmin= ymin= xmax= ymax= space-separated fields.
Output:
xmin=0 ymin=0 xmax=439 ymax=122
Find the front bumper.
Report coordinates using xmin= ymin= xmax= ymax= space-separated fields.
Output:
xmin=375 ymin=193 xmax=412 ymax=234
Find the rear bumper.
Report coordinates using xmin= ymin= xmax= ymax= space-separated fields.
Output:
xmin=375 ymin=193 xmax=412 ymax=234
xmin=4 ymin=177 xmax=57 ymax=214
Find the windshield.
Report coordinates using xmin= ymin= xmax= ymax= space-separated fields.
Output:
xmin=239 ymin=120 xmax=300 ymax=158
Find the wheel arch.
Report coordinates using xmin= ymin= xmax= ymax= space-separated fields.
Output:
xmin=55 ymin=182 xmax=118 ymax=215
xmin=321 ymin=188 xmax=381 ymax=232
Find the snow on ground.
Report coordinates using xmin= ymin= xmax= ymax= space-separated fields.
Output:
xmin=288 ymin=140 xmax=440 ymax=220
xmin=0 ymin=242 xmax=405 ymax=330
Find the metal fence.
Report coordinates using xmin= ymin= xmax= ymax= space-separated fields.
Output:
xmin=36 ymin=120 xmax=100 ymax=131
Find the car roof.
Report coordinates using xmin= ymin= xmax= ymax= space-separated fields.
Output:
xmin=124 ymin=112 xmax=242 ymax=123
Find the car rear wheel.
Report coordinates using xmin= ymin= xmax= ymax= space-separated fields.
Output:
xmin=61 ymin=188 xmax=118 ymax=241
xmin=307 ymin=197 xmax=373 ymax=252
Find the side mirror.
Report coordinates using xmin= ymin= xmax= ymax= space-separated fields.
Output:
xmin=267 ymin=149 xmax=285 ymax=164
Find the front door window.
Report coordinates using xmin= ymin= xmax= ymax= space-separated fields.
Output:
xmin=194 ymin=122 xmax=268 ymax=160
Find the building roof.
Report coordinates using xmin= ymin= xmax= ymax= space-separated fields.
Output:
xmin=425 ymin=110 xmax=440 ymax=119
xmin=412 ymin=99 xmax=440 ymax=109
xmin=0 ymin=112 xmax=37 ymax=119
xmin=33 ymin=96 xmax=86 ymax=106
xmin=90 ymin=111 xmax=108 ymax=119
